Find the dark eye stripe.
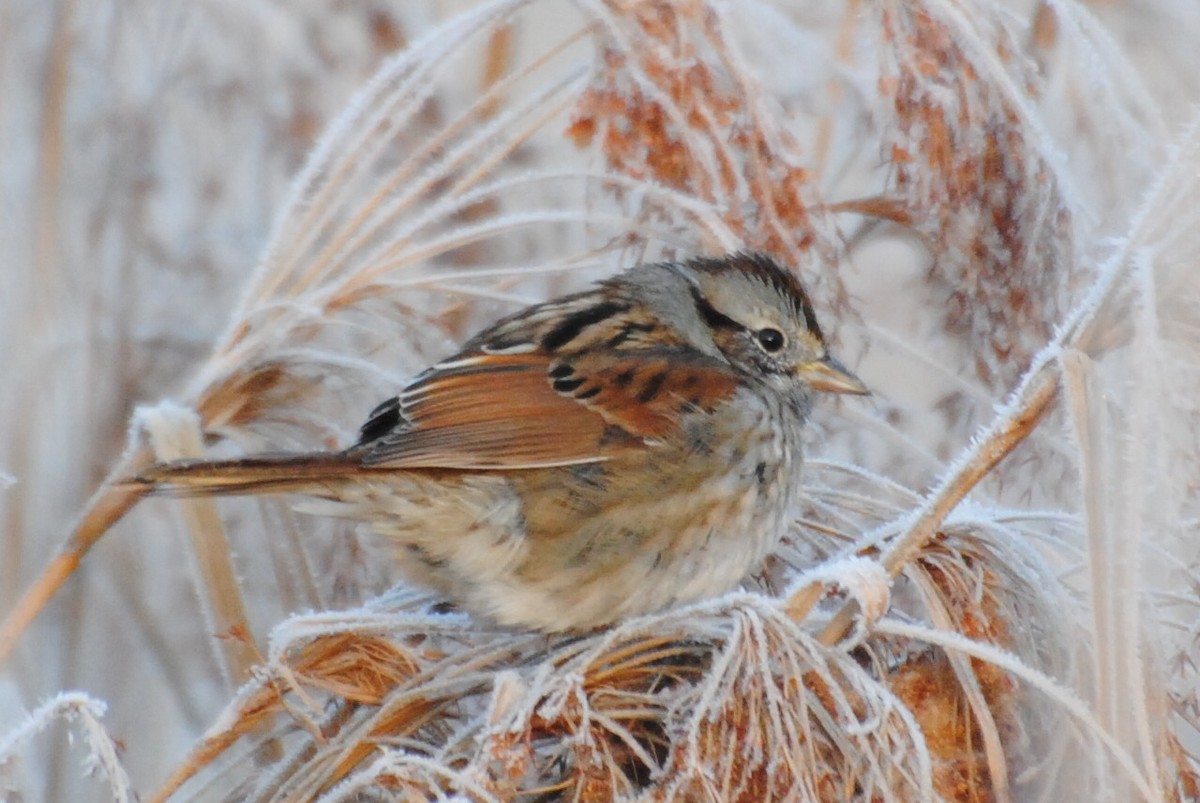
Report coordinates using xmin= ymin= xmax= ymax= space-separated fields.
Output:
xmin=688 ymin=286 xmax=742 ymax=332
xmin=541 ymin=300 xmax=630 ymax=351
xmin=797 ymin=294 xmax=822 ymax=340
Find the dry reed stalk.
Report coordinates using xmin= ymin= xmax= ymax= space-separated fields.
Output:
xmin=2 ymin=1 xmax=1199 ymax=800
xmin=139 ymin=403 xmax=259 ymax=688
xmin=0 ymin=692 xmax=133 ymax=802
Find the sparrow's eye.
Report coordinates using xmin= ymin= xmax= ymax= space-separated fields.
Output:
xmin=756 ymin=327 xmax=785 ymax=353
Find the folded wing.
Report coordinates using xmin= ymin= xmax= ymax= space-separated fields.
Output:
xmin=358 ymin=349 xmax=740 ymax=470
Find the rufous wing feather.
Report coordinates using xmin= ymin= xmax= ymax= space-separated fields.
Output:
xmin=135 ymin=348 xmax=743 ymax=489
xmin=552 ymin=349 xmax=741 ymax=439
xmin=360 ymin=353 xmax=612 ymax=469
xmin=360 ymin=349 xmax=740 ymax=469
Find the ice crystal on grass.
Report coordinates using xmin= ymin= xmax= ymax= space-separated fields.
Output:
xmin=0 ymin=692 xmax=132 ymax=803
xmin=3 ymin=1 xmax=1200 ymax=801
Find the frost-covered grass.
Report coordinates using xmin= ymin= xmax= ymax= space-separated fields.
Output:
xmin=1 ymin=1 xmax=1198 ymax=800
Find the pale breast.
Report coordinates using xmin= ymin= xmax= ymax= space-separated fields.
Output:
xmin=487 ymin=386 xmax=808 ymax=629
xmin=309 ymin=386 xmax=808 ymax=631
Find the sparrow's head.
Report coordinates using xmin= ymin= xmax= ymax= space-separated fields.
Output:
xmin=630 ymin=252 xmax=868 ymax=397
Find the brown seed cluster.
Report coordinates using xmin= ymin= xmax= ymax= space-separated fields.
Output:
xmin=567 ymin=2 xmax=844 ymax=303
xmin=881 ymin=4 xmax=1076 ymax=387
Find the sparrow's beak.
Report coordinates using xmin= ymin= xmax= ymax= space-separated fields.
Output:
xmin=797 ymin=355 xmax=869 ymax=395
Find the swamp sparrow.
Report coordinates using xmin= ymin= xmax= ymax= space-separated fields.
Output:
xmin=137 ymin=253 xmax=866 ymax=631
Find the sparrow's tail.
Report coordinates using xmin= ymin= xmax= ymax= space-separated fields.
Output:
xmin=130 ymin=452 xmax=368 ymax=496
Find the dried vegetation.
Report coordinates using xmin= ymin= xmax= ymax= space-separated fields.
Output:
xmin=1 ymin=1 xmax=1199 ymax=800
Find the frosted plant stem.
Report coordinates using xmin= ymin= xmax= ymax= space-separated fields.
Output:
xmin=140 ymin=402 xmax=260 ymax=689
xmin=815 ymin=371 xmax=1058 ymax=645
xmin=0 ymin=692 xmax=133 ymax=802
xmin=0 ymin=444 xmax=153 ymax=664
xmin=1060 ymin=348 xmax=1116 ymax=732
xmin=784 ymin=369 xmax=1057 ymax=639
xmin=791 ymin=118 xmax=1200 ymax=644
xmin=145 ymin=676 xmax=283 ymax=803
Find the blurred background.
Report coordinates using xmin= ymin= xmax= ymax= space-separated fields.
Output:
xmin=2 ymin=1 xmax=1199 ymax=799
